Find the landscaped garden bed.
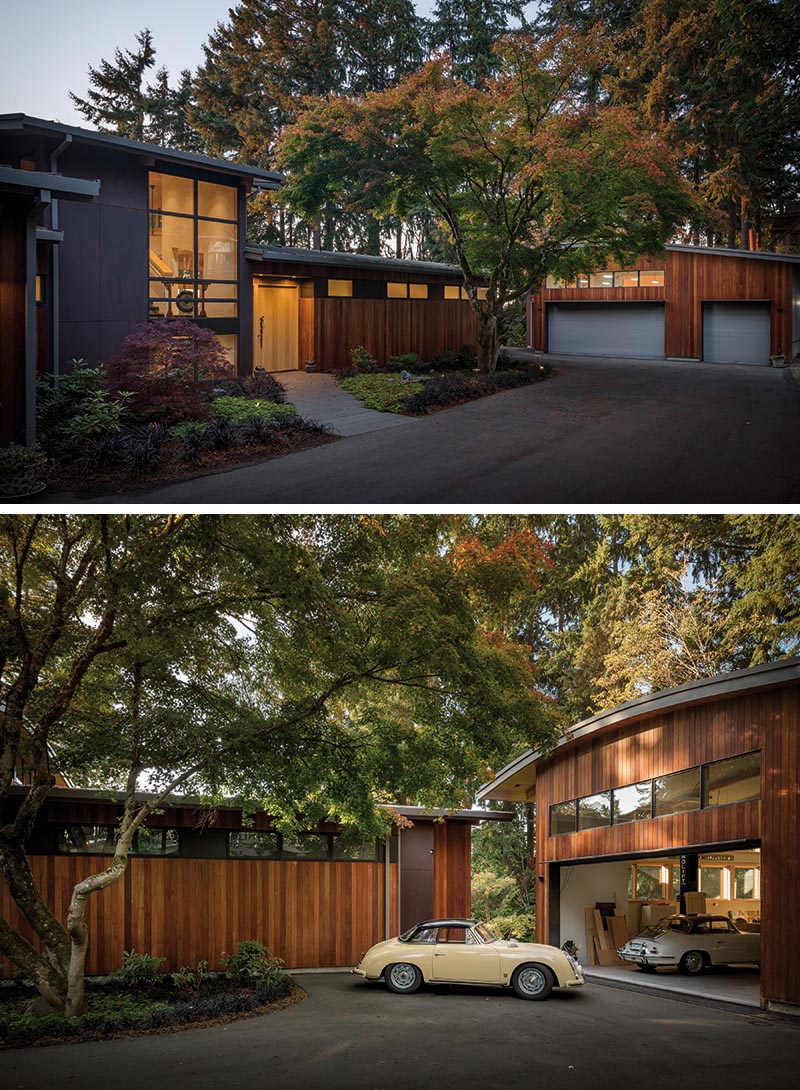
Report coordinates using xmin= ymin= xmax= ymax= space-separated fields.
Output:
xmin=339 ymin=346 xmax=552 ymax=415
xmin=0 ymin=944 xmax=300 ymax=1049
xmin=26 ymin=320 xmax=333 ymax=499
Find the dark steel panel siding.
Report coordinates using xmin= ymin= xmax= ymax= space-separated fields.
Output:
xmin=237 ymin=186 xmax=252 ymax=376
xmin=0 ymin=194 xmax=28 ymax=444
xmin=99 ymin=206 xmax=147 ymax=324
xmin=59 ymin=145 xmax=147 ymax=211
xmin=59 ymin=321 xmax=101 ymax=369
xmin=59 ymin=201 xmax=101 ymax=325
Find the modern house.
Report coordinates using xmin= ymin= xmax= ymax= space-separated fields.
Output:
xmin=0 ymin=785 xmax=508 ymax=974
xmin=528 ymin=246 xmax=800 ymax=364
xmin=0 ymin=114 xmax=480 ymax=445
xmin=478 ymin=656 xmax=800 ymax=1014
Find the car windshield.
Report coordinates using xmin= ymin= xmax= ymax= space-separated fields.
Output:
xmin=473 ymin=923 xmax=498 ymax=944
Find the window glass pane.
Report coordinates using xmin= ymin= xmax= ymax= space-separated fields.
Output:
xmin=281 ymin=834 xmax=330 ymax=860
xmin=614 ymin=271 xmax=639 ymax=287
xmin=635 ymin=865 xmax=663 ymax=899
xmin=700 ymin=866 xmax=722 ymax=897
xmin=229 ymin=832 xmax=280 ymax=858
xmin=672 ymin=868 xmax=680 ymax=898
xmin=332 ymin=837 xmax=380 ymax=861
xmin=150 ymin=213 xmax=195 ymax=279
xmin=409 ymin=283 xmax=428 ymax=299
xmin=550 ymin=800 xmax=576 ymax=835
xmin=545 ymin=275 xmax=566 ymax=288
xmin=578 ymin=791 xmax=611 ymax=830
xmin=387 ymin=282 xmax=407 ymax=298
xmin=654 ymin=767 xmax=700 ymax=816
xmin=612 ymin=781 xmax=652 ymax=823
xmin=198 ymin=180 xmax=237 ymax=221
xmin=704 ymin=752 xmax=761 ymax=807
xmin=589 ymin=272 xmax=614 ymax=288
xmin=202 ymin=300 xmax=238 ymax=318
xmin=413 ymin=927 xmax=437 ymax=944
xmin=198 ymin=219 xmax=237 ymax=282
xmin=575 ymin=274 xmax=589 ymax=288
xmin=136 ymin=828 xmax=164 ymax=855
xmin=735 ymin=867 xmax=756 ymax=898
xmin=173 ymin=285 xmax=197 ymax=317
xmin=476 ymin=287 xmax=488 ymax=301
xmin=328 ymin=279 xmax=352 ymax=297
xmin=58 ymin=826 xmax=115 ymax=854
xmin=444 ymin=285 xmax=461 ymax=300
xmin=149 ymin=172 xmax=194 ymax=215
xmin=439 ymin=927 xmax=468 ymax=943
xmin=214 ymin=333 xmax=237 ymax=368
xmin=640 ymin=270 xmax=665 ymax=286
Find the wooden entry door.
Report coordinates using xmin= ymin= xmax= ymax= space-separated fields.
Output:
xmin=254 ymin=282 xmax=299 ymax=371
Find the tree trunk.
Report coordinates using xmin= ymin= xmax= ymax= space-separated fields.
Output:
xmin=395 ymin=221 xmax=403 ymax=260
xmin=727 ymin=202 xmax=738 ymax=249
xmin=476 ymin=307 xmax=500 ymax=373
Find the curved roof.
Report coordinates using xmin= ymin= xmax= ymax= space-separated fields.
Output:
xmin=478 ymin=655 xmax=800 ymax=803
xmin=246 ymin=243 xmax=467 ymax=277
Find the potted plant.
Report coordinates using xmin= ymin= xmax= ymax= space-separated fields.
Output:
xmin=770 ymin=349 xmax=786 ymax=367
xmin=0 ymin=444 xmax=48 ymax=499
xmin=304 ymin=360 xmax=317 ymax=373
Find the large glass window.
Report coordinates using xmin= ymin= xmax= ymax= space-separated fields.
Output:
xmin=228 ymin=832 xmax=280 ymax=859
xmin=700 ymin=866 xmax=723 ymax=897
xmin=635 ymin=865 xmax=664 ymax=899
xmin=614 ymin=270 xmax=640 ymax=287
xmin=281 ymin=834 xmax=330 ymax=860
xmin=550 ymin=800 xmax=577 ymax=835
xmin=589 ymin=271 xmax=614 ymax=288
xmin=577 ymin=792 xmax=611 ymax=830
xmin=135 ymin=828 xmax=180 ymax=856
xmin=332 ymin=836 xmax=382 ymax=861
xmin=148 ymin=171 xmax=238 ymax=334
xmin=613 ymin=780 xmax=652 ymax=824
xmin=704 ymin=752 xmax=761 ymax=807
xmin=58 ymin=825 xmax=116 ymax=854
xmin=654 ymin=767 xmax=701 ymax=817
xmin=640 ymin=270 xmax=665 ymax=287
xmin=735 ymin=867 xmax=757 ymax=898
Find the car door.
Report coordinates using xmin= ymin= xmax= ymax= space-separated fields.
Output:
xmin=707 ymin=919 xmax=742 ymax=963
xmin=430 ymin=926 xmax=500 ymax=983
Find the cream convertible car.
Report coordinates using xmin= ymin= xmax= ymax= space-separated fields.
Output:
xmin=352 ymin=918 xmax=585 ymax=1000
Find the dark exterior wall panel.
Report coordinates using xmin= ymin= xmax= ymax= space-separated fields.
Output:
xmin=59 ymin=201 xmax=101 ymax=328
xmin=99 ymin=205 xmax=148 ymax=324
xmin=0 ymin=194 xmax=28 ymax=444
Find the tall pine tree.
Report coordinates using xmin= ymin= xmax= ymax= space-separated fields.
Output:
xmin=70 ymin=29 xmax=156 ymax=141
xmin=427 ymin=0 xmax=531 ymax=84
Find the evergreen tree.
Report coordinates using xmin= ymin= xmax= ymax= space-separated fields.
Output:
xmin=70 ymin=29 xmax=156 ymax=140
xmin=427 ymin=0 xmax=531 ymax=84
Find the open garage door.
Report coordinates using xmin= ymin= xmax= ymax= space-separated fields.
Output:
xmin=548 ymin=303 xmax=665 ymax=358
xmin=702 ymin=302 xmax=771 ymax=364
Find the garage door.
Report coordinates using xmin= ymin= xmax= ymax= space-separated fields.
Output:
xmin=703 ymin=303 xmax=771 ymax=364
xmin=548 ymin=303 xmax=665 ymax=358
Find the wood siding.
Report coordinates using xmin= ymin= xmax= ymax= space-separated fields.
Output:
xmin=433 ymin=820 xmax=472 ymax=919
xmin=529 ymin=250 xmax=795 ymax=359
xmin=1 ymin=858 xmax=398 ymax=976
xmin=313 ymin=298 xmax=480 ymax=372
xmin=532 ymin=683 xmax=800 ymax=1008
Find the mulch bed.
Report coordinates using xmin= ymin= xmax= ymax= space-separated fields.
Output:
xmin=1 ymin=982 xmax=306 ymax=1050
xmin=44 ymin=432 xmax=337 ymax=499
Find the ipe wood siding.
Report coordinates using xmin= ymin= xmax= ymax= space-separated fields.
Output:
xmin=0 ymin=857 xmax=398 ymax=975
xmin=529 ymin=250 xmax=795 ymax=359
xmin=532 ymin=683 xmax=800 ymax=1008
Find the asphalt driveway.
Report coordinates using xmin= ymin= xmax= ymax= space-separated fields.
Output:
xmin=56 ymin=355 xmax=800 ymax=504
xmin=2 ymin=973 xmax=798 ymax=1090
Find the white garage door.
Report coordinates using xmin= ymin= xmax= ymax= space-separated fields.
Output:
xmin=548 ymin=303 xmax=665 ymax=359
xmin=702 ymin=303 xmax=771 ymax=364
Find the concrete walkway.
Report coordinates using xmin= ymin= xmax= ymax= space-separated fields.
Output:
xmin=583 ymin=962 xmax=761 ymax=1008
xmin=278 ymin=371 xmax=415 ymax=437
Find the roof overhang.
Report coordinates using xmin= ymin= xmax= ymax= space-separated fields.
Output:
xmin=666 ymin=243 xmax=800 ymax=266
xmin=478 ymin=655 xmax=800 ymax=805
xmin=0 ymin=163 xmax=99 ymax=202
xmin=246 ymin=243 xmax=471 ymax=278
xmin=0 ymin=114 xmax=284 ymax=189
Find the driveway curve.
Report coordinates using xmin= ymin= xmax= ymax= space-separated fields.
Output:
xmin=66 ymin=357 xmax=800 ymax=504
xmin=2 ymin=972 xmax=798 ymax=1090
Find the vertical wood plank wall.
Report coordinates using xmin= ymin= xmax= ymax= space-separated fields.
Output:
xmin=433 ymin=820 xmax=473 ymax=919
xmin=0 ymin=860 xmax=399 ymax=976
xmin=529 ymin=251 xmax=795 ymax=358
xmin=532 ymin=684 xmax=800 ymax=1008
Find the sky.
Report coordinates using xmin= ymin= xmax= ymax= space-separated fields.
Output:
xmin=1 ymin=0 xmax=439 ymax=126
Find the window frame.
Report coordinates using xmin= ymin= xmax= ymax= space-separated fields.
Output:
xmin=702 ymin=750 xmax=761 ymax=809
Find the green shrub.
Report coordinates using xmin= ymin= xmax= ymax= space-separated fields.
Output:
xmin=210 ymin=396 xmax=298 ymax=426
xmin=112 ymin=950 xmax=165 ymax=988
xmin=351 ymin=345 xmax=378 ymax=371
xmin=340 ymin=373 xmax=423 ymax=413
xmin=487 ymin=913 xmax=537 ymax=943
xmin=37 ymin=359 xmax=108 ymax=434
xmin=65 ymin=390 xmax=132 ymax=441
xmin=386 ymin=352 xmax=423 ymax=372
xmin=222 ymin=940 xmax=286 ymax=985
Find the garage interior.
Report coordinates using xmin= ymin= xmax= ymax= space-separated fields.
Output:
xmin=555 ymin=847 xmax=761 ymax=1005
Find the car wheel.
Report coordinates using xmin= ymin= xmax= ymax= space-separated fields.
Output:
xmin=511 ymin=963 xmax=554 ymax=1001
xmin=385 ymin=962 xmax=422 ymax=994
xmin=678 ymin=950 xmax=707 ymax=975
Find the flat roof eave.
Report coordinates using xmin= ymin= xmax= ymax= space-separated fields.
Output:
xmin=478 ymin=655 xmax=800 ymax=804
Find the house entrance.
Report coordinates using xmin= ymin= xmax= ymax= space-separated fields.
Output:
xmin=253 ymin=280 xmax=299 ymax=372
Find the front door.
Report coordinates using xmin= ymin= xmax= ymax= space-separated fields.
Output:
xmin=254 ymin=282 xmax=299 ymax=372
